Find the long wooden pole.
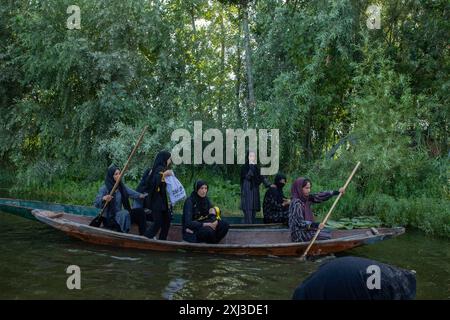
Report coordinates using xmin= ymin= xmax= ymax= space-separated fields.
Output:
xmin=301 ymin=161 xmax=361 ymax=258
xmin=89 ymin=126 xmax=148 ymax=227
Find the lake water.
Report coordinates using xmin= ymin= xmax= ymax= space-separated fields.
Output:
xmin=0 ymin=212 xmax=448 ymax=299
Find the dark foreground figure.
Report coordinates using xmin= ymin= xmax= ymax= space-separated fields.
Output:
xmin=292 ymin=256 xmax=416 ymax=300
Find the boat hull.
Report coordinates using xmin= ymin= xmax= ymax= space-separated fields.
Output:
xmin=0 ymin=197 xmax=281 ymax=228
xmin=31 ymin=209 xmax=405 ymax=257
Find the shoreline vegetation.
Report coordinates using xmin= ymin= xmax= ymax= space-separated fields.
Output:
xmin=1 ymin=166 xmax=448 ymax=238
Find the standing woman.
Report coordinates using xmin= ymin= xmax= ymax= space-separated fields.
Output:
xmin=240 ymin=150 xmax=272 ymax=224
xmin=289 ymin=177 xmax=344 ymax=242
xmin=94 ymin=165 xmax=148 ymax=235
xmin=141 ymin=151 xmax=173 ymax=240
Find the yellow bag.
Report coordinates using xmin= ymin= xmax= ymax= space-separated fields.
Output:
xmin=213 ymin=206 xmax=221 ymax=220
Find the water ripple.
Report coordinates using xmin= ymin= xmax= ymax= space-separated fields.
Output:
xmin=162 ymin=278 xmax=187 ymax=300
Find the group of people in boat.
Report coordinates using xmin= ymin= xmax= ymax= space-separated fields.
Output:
xmin=94 ymin=150 xmax=230 ymax=244
xmin=238 ymin=150 xmax=344 ymax=242
xmin=94 ymin=150 xmax=344 ymax=244
xmin=92 ymin=150 xmax=418 ymax=301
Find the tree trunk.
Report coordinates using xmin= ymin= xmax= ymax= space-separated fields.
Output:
xmin=304 ymin=108 xmax=313 ymax=161
xmin=242 ymin=1 xmax=256 ymax=126
xmin=219 ymin=4 xmax=225 ymax=129
xmin=234 ymin=6 xmax=243 ymax=128
xmin=190 ymin=5 xmax=202 ymax=110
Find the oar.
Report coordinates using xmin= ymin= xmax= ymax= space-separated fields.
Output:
xmin=89 ymin=126 xmax=148 ymax=227
xmin=300 ymin=161 xmax=361 ymax=259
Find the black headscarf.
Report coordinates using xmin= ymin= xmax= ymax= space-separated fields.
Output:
xmin=151 ymin=150 xmax=171 ymax=173
xmin=273 ymin=173 xmax=287 ymax=202
xmin=105 ymin=165 xmax=131 ymax=212
xmin=191 ymin=180 xmax=210 ymax=217
xmin=292 ymin=257 xmax=416 ymax=300
xmin=240 ymin=150 xmax=261 ymax=186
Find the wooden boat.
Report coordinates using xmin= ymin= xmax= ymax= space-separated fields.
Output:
xmin=31 ymin=209 xmax=405 ymax=257
xmin=0 ymin=197 xmax=282 ymax=228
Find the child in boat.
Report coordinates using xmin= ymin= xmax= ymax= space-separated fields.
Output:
xmin=288 ymin=177 xmax=344 ymax=242
xmin=263 ymin=173 xmax=290 ymax=225
xmin=94 ymin=165 xmax=147 ymax=235
xmin=182 ymin=180 xmax=229 ymax=244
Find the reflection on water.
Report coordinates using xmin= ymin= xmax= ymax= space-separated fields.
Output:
xmin=163 ymin=278 xmax=187 ymax=300
xmin=0 ymin=212 xmax=448 ymax=299
xmin=110 ymin=256 xmax=141 ymax=262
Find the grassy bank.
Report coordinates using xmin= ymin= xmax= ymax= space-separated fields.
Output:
xmin=3 ymin=170 xmax=449 ymax=238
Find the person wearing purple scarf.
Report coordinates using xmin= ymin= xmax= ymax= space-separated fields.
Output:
xmin=289 ymin=177 xmax=344 ymax=242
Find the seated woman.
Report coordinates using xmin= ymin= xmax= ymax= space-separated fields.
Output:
xmin=289 ymin=177 xmax=344 ymax=242
xmin=94 ymin=165 xmax=147 ymax=235
xmin=263 ymin=173 xmax=290 ymax=225
xmin=182 ymin=180 xmax=229 ymax=244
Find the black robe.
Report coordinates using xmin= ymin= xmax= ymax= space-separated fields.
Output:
xmin=240 ymin=163 xmax=270 ymax=212
xmin=138 ymin=151 xmax=171 ymax=212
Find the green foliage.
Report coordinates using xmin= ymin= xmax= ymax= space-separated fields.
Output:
xmin=358 ymin=193 xmax=450 ymax=236
xmin=326 ymin=216 xmax=383 ymax=230
xmin=9 ymin=177 xmax=103 ymax=207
